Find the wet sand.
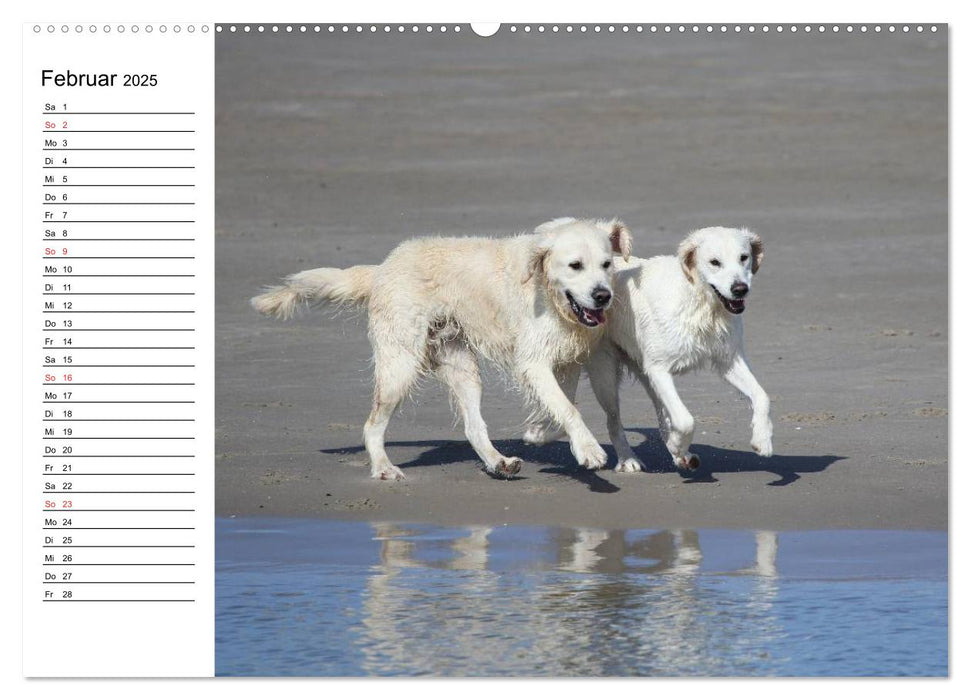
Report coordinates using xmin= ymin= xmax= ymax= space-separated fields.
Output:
xmin=214 ymin=29 xmax=947 ymax=530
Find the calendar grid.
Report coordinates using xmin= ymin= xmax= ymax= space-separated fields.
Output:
xmin=24 ymin=24 xmax=214 ymax=676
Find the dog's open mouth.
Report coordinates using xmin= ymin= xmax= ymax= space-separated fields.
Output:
xmin=711 ymin=285 xmax=746 ymax=315
xmin=565 ymin=291 xmax=606 ymax=327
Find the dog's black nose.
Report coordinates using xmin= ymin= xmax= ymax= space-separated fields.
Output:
xmin=731 ymin=282 xmax=749 ymax=299
xmin=592 ymin=287 xmax=612 ymax=308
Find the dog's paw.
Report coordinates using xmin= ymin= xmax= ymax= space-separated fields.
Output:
xmin=523 ymin=424 xmax=564 ymax=446
xmin=751 ymin=435 xmax=773 ymax=458
xmin=614 ymin=457 xmax=644 ymax=473
xmin=751 ymin=420 xmax=773 ymax=457
xmin=675 ymin=453 xmax=701 ymax=472
xmin=486 ymin=456 xmax=523 ymax=479
xmin=371 ymin=464 xmax=405 ymax=481
xmin=572 ymin=440 xmax=608 ymax=470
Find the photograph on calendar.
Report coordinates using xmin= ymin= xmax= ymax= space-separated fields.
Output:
xmin=212 ymin=23 xmax=947 ymax=676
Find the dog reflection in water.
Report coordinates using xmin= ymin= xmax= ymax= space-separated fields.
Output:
xmin=359 ymin=525 xmax=781 ymax=676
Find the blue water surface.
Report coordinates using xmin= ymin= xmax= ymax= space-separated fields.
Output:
xmin=215 ymin=519 xmax=947 ymax=677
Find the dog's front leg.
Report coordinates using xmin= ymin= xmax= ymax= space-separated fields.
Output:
xmin=643 ymin=367 xmax=699 ymax=471
xmin=722 ymin=353 xmax=773 ymax=457
xmin=523 ymin=363 xmax=578 ymax=446
xmin=522 ymin=363 xmax=607 ymax=469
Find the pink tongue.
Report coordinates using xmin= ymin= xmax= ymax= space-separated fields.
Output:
xmin=584 ymin=308 xmax=605 ymax=325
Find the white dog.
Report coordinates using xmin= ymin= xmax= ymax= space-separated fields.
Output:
xmin=251 ymin=218 xmax=633 ymax=480
xmin=525 ymin=225 xmax=772 ymax=473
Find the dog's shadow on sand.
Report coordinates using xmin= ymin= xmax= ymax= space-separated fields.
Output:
xmin=624 ymin=428 xmax=845 ymax=487
xmin=319 ymin=439 xmax=620 ymax=492
xmin=320 ymin=429 xmax=844 ymax=490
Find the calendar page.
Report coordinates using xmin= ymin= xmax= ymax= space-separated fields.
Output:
xmin=22 ymin=22 xmax=215 ymax=677
xmin=19 ymin=14 xmax=953 ymax=682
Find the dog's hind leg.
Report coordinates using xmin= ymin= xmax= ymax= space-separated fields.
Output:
xmin=636 ymin=371 xmax=672 ymax=444
xmin=587 ymin=348 xmax=644 ymax=473
xmin=434 ymin=341 xmax=522 ymax=479
xmin=363 ymin=328 xmax=426 ymax=481
xmin=522 ymin=363 xmax=579 ymax=446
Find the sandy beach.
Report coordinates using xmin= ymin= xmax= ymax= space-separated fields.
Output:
xmin=214 ymin=28 xmax=947 ymax=531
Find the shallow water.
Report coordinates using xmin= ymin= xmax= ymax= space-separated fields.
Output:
xmin=215 ymin=518 xmax=946 ymax=677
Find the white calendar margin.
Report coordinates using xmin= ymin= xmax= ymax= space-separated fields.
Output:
xmin=20 ymin=24 xmax=215 ymax=678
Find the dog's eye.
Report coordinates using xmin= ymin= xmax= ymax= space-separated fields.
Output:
xmin=740 ymin=254 xmax=749 ymax=263
xmin=709 ymin=259 xmax=721 ymax=267
xmin=602 ymin=261 xmax=611 ymax=269
xmin=569 ymin=261 xmax=583 ymax=271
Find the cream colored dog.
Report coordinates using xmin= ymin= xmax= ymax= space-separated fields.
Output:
xmin=251 ymin=218 xmax=632 ymax=480
xmin=525 ymin=226 xmax=773 ymax=474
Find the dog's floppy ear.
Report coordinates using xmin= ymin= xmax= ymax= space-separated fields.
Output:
xmin=746 ymin=230 xmax=764 ymax=274
xmin=607 ymin=220 xmax=633 ymax=261
xmin=523 ymin=237 xmax=552 ymax=284
xmin=678 ymin=235 xmax=699 ymax=284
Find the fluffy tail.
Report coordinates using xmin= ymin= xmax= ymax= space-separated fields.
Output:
xmin=251 ymin=265 xmax=376 ymax=320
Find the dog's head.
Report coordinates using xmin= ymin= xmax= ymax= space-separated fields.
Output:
xmin=678 ymin=227 xmax=763 ymax=315
xmin=528 ymin=217 xmax=633 ymax=328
